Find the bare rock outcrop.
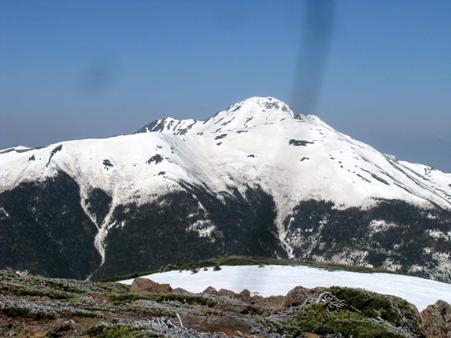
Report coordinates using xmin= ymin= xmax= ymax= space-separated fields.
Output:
xmin=129 ymin=277 xmax=172 ymax=293
xmin=420 ymin=300 xmax=451 ymax=338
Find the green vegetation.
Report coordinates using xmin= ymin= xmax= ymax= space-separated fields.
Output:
xmin=12 ymin=286 xmax=72 ymax=300
xmin=0 ymin=305 xmax=55 ymax=320
xmin=281 ymin=303 xmax=406 ymax=338
xmin=86 ymin=325 xmax=150 ymax=338
xmin=109 ymin=292 xmax=217 ymax=308
xmin=329 ymin=287 xmax=419 ymax=328
xmin=272 ymin=287 xmax=421 ymax=338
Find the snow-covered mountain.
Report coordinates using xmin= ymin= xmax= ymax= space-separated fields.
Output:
xmin=0 ymin=97 xmax=450 ymax=281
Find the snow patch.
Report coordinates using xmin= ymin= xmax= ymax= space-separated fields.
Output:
xmin=0 ymin=207 xmax=10 ymax=218
xmin=368 ymin=219 xmax=397 ymax=233
xmin=187 ymin=220 xmax=216 ymax=239
xmin=119 ymin=265 xmax=451 ymax=311
xmin=427 ymin=229 xmax=451 ymax=240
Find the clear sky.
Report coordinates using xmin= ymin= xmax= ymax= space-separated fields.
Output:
xmin=1 ymin=0 xmax=450 ymax=171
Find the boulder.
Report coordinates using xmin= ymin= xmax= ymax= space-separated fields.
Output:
xmin=283 ymin=286 xmax=312 ymax=307
xmin=420 ymin=300 xmax=451 ymax=338
xmin=238 ymin=289 xmax=251 ymax=300
xmin=172 ymin=287 xmax=189 ymax=294
xmin=129 ymin=277 xmax=172 ymax=293
xmin=202 ymin=286 xmax=218 ymax=295
xmin=217 ymin=288 xmax=237 ymax=298
xmin=265 ymin=295 xmax=285 ymax=313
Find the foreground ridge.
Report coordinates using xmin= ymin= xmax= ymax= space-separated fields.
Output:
xmin=1 ymin=268 xmax=449 ymax=337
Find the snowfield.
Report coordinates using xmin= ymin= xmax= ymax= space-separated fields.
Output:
xmin=120 ymin=265 xmax=451 ymax=311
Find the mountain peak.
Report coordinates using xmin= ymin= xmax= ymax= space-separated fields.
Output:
xmin=229 ymin=96 xmax=293 ymax=113
xmin=202 ymin=96 xmax=296 ymax=132
xmin=225 ymin=96 xmax=294 ymax=118
xmin=137 ymin=96 xmax=297 ymax=135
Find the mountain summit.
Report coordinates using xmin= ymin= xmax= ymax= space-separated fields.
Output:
xmin=137 ymin=96 xmax=297 ymax=135
xmin=0 ymin=97 xmax=450 ymax=281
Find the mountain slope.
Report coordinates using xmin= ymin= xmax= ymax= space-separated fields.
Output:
xmin=0 ymin=97 xmax=450 ymax=281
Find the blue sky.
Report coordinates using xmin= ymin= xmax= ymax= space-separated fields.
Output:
xmin=1 ymin=0 xmax=450 ymax=170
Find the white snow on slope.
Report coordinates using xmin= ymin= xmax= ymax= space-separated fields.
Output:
xmin=1 ymin=96 xmax=450 ymax=263
xmin=1 ymin=96 xmax=449 ymax=211
xmin=119 ymin=265 xmax=451 ymax=311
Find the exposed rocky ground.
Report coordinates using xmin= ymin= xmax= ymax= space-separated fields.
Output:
xmin=0 ymin=269 xmax=449 ymax=337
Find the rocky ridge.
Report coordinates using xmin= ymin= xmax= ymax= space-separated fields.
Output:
xmin=0 ymin=269 xmax=449 ymax=337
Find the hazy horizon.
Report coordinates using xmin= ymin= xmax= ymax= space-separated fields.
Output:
xmin=1 ymin=0 xmax=450 ymax=171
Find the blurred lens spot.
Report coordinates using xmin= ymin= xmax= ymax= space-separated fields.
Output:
xmin=293 ymin=0 xmax=335 ymax=114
